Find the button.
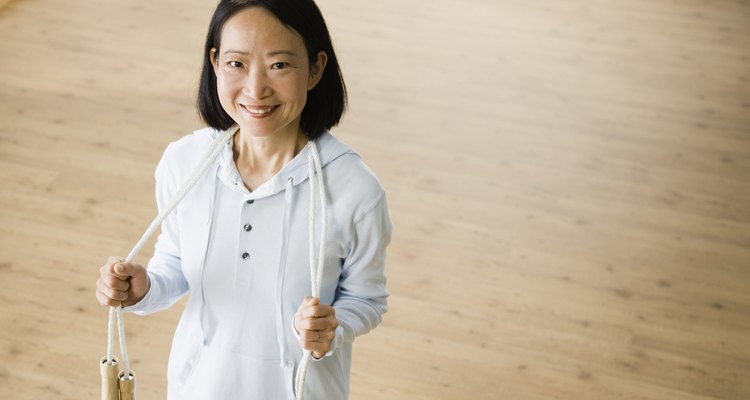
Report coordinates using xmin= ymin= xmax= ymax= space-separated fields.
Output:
xmin=243 ymin=224 xmax=252 ymax=232
xmin=241 ymin=252 xmax=250 ymax=260
xmin=246 ymin=199 xmax=255 ymax=204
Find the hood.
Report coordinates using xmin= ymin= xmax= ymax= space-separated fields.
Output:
xmin=213 ymin=126 xmax=357 ymax=199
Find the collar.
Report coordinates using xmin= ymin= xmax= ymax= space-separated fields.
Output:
xmin=214 ymin=128 xmax=343 ymax=200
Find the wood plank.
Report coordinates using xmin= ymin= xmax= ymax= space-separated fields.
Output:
xmin=1 ymin=0 xmax=748 ymax=398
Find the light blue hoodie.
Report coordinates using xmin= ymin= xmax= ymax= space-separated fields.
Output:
xmin=125 ymin=126 xmax=392 ymax=399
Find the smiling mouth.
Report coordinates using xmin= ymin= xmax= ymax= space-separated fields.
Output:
xmin=241 ymin=104 xmax=278 ymax=117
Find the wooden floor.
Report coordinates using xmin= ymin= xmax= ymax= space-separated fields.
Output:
xmin=1 ymin=0 xmax=749 ymax=399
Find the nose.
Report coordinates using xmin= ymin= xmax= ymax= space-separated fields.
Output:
xmin=242 ymin=65 xmax=272 ymax=100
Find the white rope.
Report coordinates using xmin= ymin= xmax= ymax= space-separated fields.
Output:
xmin=310 ymin=142 xmax=327 ymax=296
xmin=295 ymin=141 xmax=327 ymax=400
xmin=103 ymin=129 xmax=327 ymax=398
xmin=106 ymin=307 xmax=115 ymax=363
xmin=105 ymin=127 xmax=236 ymax=376
xmin=117 ymin=307 xmax=129 ymax=375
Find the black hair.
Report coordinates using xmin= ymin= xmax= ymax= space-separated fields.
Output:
xmin=197 ymin=0 xmax=347 ymax=140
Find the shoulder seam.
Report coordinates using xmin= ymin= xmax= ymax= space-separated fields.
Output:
xmin=352 ymin=191 xmax=387 ymax=225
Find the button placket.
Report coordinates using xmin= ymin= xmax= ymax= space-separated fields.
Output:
xmin=240 ymin=198 xmax=254 ymax=261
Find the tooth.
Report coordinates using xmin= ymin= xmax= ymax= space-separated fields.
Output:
xmin=246 ymin=106 xmax=272 ymax=114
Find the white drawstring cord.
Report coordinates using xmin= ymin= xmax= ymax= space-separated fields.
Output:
xmin=295 ymin=141 xmax=327 ymax=400
xmin=105 ymin=127 xmax=236 ymax=377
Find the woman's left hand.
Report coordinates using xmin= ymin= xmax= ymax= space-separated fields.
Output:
xmin=294 ymin=296 xmax=339 ymax=359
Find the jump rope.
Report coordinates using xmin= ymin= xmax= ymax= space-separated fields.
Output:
xmin=101 ymin=127 xmax=328 ymax=400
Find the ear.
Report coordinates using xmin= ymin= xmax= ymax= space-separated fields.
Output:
xmin=210 ymin=48 xmax=219 ymax=74
xmin=307 ymin=51 xmax=328 ymax=91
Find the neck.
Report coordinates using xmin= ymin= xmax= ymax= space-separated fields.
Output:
xmin=232 ymin=126 xmax=308 ymax=177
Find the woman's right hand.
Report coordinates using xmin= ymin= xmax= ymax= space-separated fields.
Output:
xmin=95 ymin=256 xmax=150 ymax=308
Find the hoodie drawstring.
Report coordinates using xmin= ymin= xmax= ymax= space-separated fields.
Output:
xmin=276 ymin=176 xmax=295 ymax=367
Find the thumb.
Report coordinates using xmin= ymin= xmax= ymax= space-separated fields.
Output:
xmin=307 ymin=296 xmax=320 ymax=306
xmin=114 ymin=262 xmax=144 ymax=278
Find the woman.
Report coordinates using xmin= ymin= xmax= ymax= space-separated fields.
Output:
xmin=94 ymin=1 xmax=392 ymax=398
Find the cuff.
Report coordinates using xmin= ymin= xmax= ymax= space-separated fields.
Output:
xmin=122 ymin=272 xmax=155 ymax=314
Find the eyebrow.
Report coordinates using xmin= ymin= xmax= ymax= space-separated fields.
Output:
xmin=222 ymin=50 xmax=298 ymax=57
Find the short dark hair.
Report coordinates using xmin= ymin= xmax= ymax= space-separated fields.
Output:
xmin=197 ymin=0 xmax=347 ymax=140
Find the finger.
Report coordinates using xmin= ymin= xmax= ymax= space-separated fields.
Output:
xmin=103 ymin=256 xmax=125 ymax=273
xmin=300 ymin=326 xmax=336 ymax=343
xmin=312 ymin=350 xmax=327 ymax=359
xmin=302 ymin=304 xmax=334 ymax=319
xmin=103 ymin=273 xmax=130 ymax=291
xmin=112 ymin=262 xmax=132 ymax=279
xmin=300 ymin=329 xmax=317 ymax=344
xmin=298 ymin=315 xmax=338 ymax=331
xmin=107 ymin=256 xmax=124 ymax=266
xmin=95 ymin=287 xmax=121 ymax=307
xmin=98 ymin=270 xmax=130 ymax=292
xmin=113 ymin=262 xmax=146 ymax=280
xmin=97 ymin=278 xmax=128 ymax=301
xmin=317 ymin=328 xmax=336 ymax=343
xmin=310 ymin=341 xmax=331 ymax=359
xmin=100 ymin=260 xmax=130 ymax=282
xmin=303 ymin=341 xmax=328 ymax=358
xmin=300 ymin=329 xmax=325 ymax=343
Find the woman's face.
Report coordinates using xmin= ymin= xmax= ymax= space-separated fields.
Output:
xmin=211 ymin=7 xmax=326 ymax=138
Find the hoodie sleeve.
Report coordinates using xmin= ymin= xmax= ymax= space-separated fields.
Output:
xmin=124 ymin=143 xmax=189 ymax=315
xmin=329 ymin=192 xmax=392 ymax=351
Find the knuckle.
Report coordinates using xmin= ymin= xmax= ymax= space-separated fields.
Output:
xmin=105 ymin=287 xmax=119 ymax=300
xmin=112 ymin=279 xmax=127 ymax=290
xmin=105 ymin=276 xmax=118 ymax=288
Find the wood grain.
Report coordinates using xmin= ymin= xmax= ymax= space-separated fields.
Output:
xmin=1 ymin=0 xmax=748 ymax=399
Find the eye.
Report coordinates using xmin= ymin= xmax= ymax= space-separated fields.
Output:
xmin=271 ymin=62 xmax=288 ymax=69
xmin=227 ymin=61 xmax=243 ymax=68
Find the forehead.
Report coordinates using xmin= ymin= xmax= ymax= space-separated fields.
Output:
xmin=220 ymin=7 xmax=305 ymax=53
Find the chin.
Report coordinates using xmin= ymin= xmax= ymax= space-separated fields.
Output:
xmin=236 ymin=121 xmax=282 ymax=138
xmin=236 ymin=117 xmax=301 ymax=139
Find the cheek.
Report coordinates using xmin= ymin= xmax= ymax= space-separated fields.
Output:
xmin=277 ymin=72 xmax=311 ymax=101
xmin=215 ymin=75 xmax=238 ymax=109
xmin=282 ymin=79 xmax=310 ymax=108
xmin=216 ymin=75 xmax=230 ymax=97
